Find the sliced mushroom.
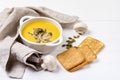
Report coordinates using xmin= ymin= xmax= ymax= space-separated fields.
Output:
xmin=42 ymin=32 xmax=52 ymax=40
xmin=33 ymin=28 xmax=44 ymax=36
xmin=28 ymin=28 xmax=53 ymax=43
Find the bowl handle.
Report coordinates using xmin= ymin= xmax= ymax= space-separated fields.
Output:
xmin=46 ymin=37 xmax=63 ymax=46
xmin=20 ymin=16 xmax=35 ymax=25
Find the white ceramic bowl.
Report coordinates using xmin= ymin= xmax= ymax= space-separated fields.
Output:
xmin=19 ymin=16 xmax=63 ymax=54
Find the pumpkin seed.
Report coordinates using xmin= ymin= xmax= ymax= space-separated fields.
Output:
xmin=73 ymin=35 xmax=80 ymax=38
xmin=62 ymin=44 xmax=66 ymax=47
xmin=62 ymin=35 xmax=80 ymax=49
xmin=28 ymin=28 xmax=53 ymax=43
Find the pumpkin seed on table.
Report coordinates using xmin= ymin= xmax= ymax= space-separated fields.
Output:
xmin=73 ymin=35 xmax=80 ymax=38
xmin=62 ymin=44 xmax=66 ymax=47
xmin=62 ymin=35 xmax=80 ymax=49
xmin=68 ymin=37 xmax=73 ymax=39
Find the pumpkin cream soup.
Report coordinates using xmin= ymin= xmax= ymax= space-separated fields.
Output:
xmin=22 ymin=20 xmax=60 ymax=43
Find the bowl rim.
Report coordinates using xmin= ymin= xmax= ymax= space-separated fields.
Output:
xmin=19 ymin=16 xmax=63 ymax=45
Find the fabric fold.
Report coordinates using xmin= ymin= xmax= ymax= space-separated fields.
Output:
xmin=6 ymin=41 xmax=43 ymax=78
xmin=27 ymin=7 xmax=79 ymax=24
xmin=0 ymin=7 xmax=79 ymax=79
xmin=11 ymin=42 xmax=43 ymax=70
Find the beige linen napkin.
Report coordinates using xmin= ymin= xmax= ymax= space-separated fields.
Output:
xmin=8 ymin=41 xmax=42 ymax=78
xmin=0 ymin=7 xmax=78 ymax=79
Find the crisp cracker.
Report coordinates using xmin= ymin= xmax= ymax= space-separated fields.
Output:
xmin=69 ymin=61 xmax=88 ymax=72
xmin=79 ymin=37 xmax=104 ymax=54
xmin=69 ymin=45 xmax=96 ymax=72
xmin=57 ymin=37 xmax=104 ymax=72
xmin=57 ymin=48 xmax=84 ymax=71
xmin=77 ymin=45 xmax=97 ymax=63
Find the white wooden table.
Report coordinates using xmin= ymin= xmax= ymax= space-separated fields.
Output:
xmin=0 ymin=0 xmax=120 ymax=80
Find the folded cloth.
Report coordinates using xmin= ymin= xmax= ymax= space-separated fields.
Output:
xmin=0 ymin=7 xmax=78 ymax=79
xmin=8 ymin=41 xmax=42 ymax=78
xmin=11 ymin=42 xmax=43 ymax=71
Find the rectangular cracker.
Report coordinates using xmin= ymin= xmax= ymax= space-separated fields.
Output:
xmin=77 ymin=45 xmax=97 ymax=63
xmin=79 ymin=37 xmax=104 ymax=54
xmin=69 ymin=45 xmax=96 ymax=72
xmin=57 ymin=37 xmax=104 ymax=72
xmin=69 ymin=61 xmax=88 ymax=72
xmin=57 ymin=48 xmax=84 ymax=71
